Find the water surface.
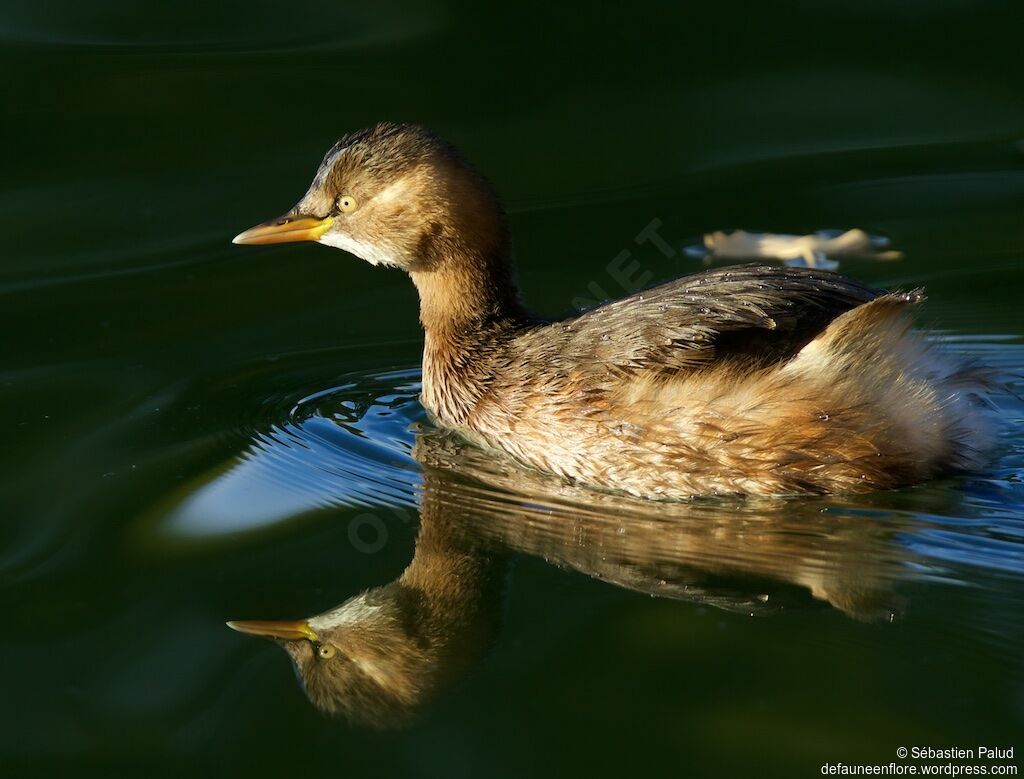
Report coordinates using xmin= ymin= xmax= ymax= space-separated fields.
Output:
xmin=2 ymin=1 xmax=1023 ymax=775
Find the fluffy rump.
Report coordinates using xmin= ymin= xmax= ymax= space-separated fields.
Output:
xmin=611 ymin=293 xmax=994 ymax=495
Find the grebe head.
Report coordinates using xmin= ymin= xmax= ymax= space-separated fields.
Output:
xmin=233 ymin=122 xmax=509 ymax=273
xmin=227 ymin=584 xmax=436 ymax=728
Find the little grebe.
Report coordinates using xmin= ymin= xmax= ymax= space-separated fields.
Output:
xmin=234 ymin=123 xmax=992 ymax=498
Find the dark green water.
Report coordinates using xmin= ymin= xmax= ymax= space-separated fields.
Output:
xmin=2 ymin=2 xmax=1023 ymax=776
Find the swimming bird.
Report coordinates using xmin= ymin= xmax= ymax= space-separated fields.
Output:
xmin=233 ymin=122 xmax=992 ymax=498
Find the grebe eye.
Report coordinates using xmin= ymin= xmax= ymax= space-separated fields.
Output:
xmin=338 ymin=195 xmax=358 ymax=214
xmin=316 ymin=643 xmax=336 ymax=659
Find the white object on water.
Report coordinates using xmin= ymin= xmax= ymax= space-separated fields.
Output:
xmin=684 ymin=228 xmax=903 ymax=270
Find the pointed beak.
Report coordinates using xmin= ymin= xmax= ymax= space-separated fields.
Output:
xmin=232 ymin=214 xmax=334 ymax=245
xmin=226 ymin=619 xmax=319 ymax=641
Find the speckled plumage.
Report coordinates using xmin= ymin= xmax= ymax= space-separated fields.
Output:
xmin=423 ymin=268 xmax=991 ymax=497
xmin=237 ymin=123 xmax=994 ymax=498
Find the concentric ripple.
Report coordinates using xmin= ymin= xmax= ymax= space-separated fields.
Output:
xmin=149 ymin=367 xmax=424 ymax=540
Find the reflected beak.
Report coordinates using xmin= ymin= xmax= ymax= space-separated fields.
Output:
xmin=232 ymin=215 xmax=334 ymax=245
xmin=226 ymin=619 xmax=319 ymax=641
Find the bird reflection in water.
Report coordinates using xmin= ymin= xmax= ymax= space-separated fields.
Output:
xmin=226 ymin=426 xmax=914 ymax=728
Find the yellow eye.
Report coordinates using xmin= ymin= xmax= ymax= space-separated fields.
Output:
xmin=339 ymin=195 xmax=358 ymax=214
xmin=316 ymin=643 xmax=336 ymax=659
